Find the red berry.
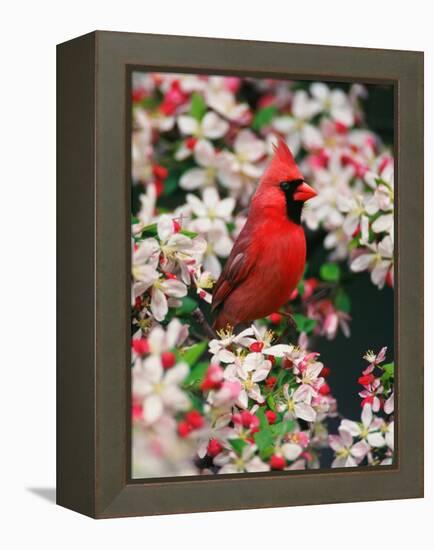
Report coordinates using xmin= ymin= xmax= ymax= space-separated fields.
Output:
xmin=172 ymin=219 xmax=181 ymax=233
xmin=177 ymin=421 xmax=192 ymax=438
xmin=352 ymin=224 xmax=361 ymax=238
xmin=319 ymin=382 xmax=331 ymax=395
xmin=185 ymin=137 xmax=198 ymax=150
xmin=289 ymin=288 xmax=299 ymax=301
xmin=268 ymin=313 xmax=282 ymax=325
xmin=152 ymin=164 xmax=168 ymax=180
xmin=185 ymin=410 xmax=204 ymax=430
xmin=358 ymin=374 xmax=375 ymax=386
xmin=335 ymin=121 xmax=348 ymax=134
xmin=132 ymin=89 xmax=147 ymax=103
xmin=302 ymin=278 xmax=319 ymax=300
xmin=282 ymin=357 xmax=294 ymax=370
xmin=132 ymin=402 xmax=143 ymax=421
xmin=249 ymin=341 xmax=264 ymax=353
xmin=320 ymin=366 xmax=331 ymax=378
xmin=159 ymin=100 xmax=177 ymax=116
xmin=265 ymin=410 xmax=277 ymax=424
xmin=240 ymin=410 xmax=254 ymax=428
xmin=154 ymin=179 xmax=164 ymax=197
xmin=361 ymin=396 xmax=375 ymax=407
xmin=385 ymin=270 xmax=393 ymax=288
xmin=207 ymin=439 xmax=222 ymax=457
xmin=270 ymin=455 xmax=286 ymax=470
xmin=161 ymin=351 xmax=176 ymax=369
xmin=132 ymin=339 xmax=150 ymax=355
xmin=265 ymin=376 xmax=277 ymax=389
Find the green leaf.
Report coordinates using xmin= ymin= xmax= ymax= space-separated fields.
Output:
xmin=183 ymin=361 xmax=209 ymax=387
xmin=189 ymin=92 xmax=207 ymax=121
xmin=253 ymin=408 xmax=275 ymax=458
xmin=275 ymin=368 xmax=293 ymax=388
xmin=140 ymin=222 xmax=159 ymax=237
xmin=259 ymin=445 xmax=275 ymax=461
xmin=320 ymin=262 xmax=341 ymax=282
xmin=293 ymin=313 xmax=317 ymax=334
xmin=348 ymin=236 xmax=360 ymax=250
xmin=140 ymin=96 xmax=160 ymax=110
xmin=175 ymin=296 xmax=198 ymax=316
xmin=381 ymin=362 xmax=394 ymax=382
xmin=179 ymin=341 xmax=207 ymax=367
xmin=255 ymin=406 xmax=269 ymax=429
xmin=180 ymin=229 xmax=198 ymax=238
xmin=271 ymin=419 xmax=295 ymax=437
xmin=266 ymin=394 xmax=276 ymax=411
xmin=297 ymin=281 xmax=305 ymax=297
xmin=139 ymin=222 xmax=197 ymax=240
xmin=254 ymin=429 xmax=274 ymax=457
xmin=335 ymin=288 xmax=351 ymax=313
xmin=163 ymin=174 xmax=179 ymax=196
xmin=252 ymin=105 xmax=278 ymax=131
xmin=229 ymin=438 xmax=247 ymax=455
xmin=186 ymin=390 xmax=204 ymax=413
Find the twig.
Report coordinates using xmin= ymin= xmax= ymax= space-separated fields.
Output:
xmin=192 ymin=307 xmax=217 ymax=340
xmin=276 ymin=314 xmax=298 ymax=344
xmin=303 ymin=283 xmax=336 ymax=305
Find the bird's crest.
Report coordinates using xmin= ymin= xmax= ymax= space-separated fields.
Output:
xmin=261 ymin=137 xmax=303 ymax=185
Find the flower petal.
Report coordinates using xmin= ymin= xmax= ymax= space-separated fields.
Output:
xmin=142 ymin=394 xmax=163 ymax=424
xmin=282 ymin=443 xmax=303 ymax=461
xmin=151 ymin=287 xmax=168 ymax=321
xmin=177 ymin=115 xmax=199 ymax=135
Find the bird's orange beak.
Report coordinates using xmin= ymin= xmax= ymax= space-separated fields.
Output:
xmin=293 ymin=181 xmax=317 ymax=202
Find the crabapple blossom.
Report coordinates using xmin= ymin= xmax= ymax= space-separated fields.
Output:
xmin=218 ymin=129 xmax=266 ymax=199
xmin=214 ymin=444 xmax=270 ymax=474
xmin=209 ymin=327 xmax=255 ymax=363
xmin=179 ymin=140 xmax=222 ymax=190
xmin=177 ymin=111 xmax=229 ymax=140
xmin=350 ymin=235 xmax=393 ymax=289
xmin=224 ymin=353 xmax=272 ymax=408
xmin=277 ymin=384 xmax=317 ymax=422
xmin=131 ymin=73 xmax=395 ymax=477
xmin=310 ymin=82 xmax=355 ymax=126
xmin=133 ymin=356 xmax=190 ymax=425
xmin=340 ymin=404 xmax=386 ymax=447
xmin=186 ymin=187 xmax=236 ymax=232
xmin=272 ymin=90 xmax=323 ymax=155
xmin=329 ymin=428 xmax=369 ymax=468
xmin=205 ymin=87 xmax=249 ymax=122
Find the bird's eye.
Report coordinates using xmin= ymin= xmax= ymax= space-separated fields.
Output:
xmin=280 ymin=181 xmax=291 ymax=191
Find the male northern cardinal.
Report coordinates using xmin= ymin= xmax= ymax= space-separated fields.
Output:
xmin=212 ymin=139 xmax=317 ymax=331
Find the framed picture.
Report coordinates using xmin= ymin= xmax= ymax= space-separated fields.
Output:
xmin=57 ymin=31 xmax=424 ymax=518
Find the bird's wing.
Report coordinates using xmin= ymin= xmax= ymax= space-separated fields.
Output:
xmin=211 ymin=233 xmax=254 ymax=312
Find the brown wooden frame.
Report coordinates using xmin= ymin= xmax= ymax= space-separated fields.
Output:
xmin=57 ymin=31 xmax=424 ymax=518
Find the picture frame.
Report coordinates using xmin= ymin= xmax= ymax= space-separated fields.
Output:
xmin=57 ymin=30 xmax=424 ymax=518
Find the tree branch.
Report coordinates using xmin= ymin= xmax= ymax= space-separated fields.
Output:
xmin=192 ymin=307 xmax=217 ymax=340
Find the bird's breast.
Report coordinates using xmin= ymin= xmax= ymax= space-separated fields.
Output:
xmin=256 ymin=219 xmax=306 ymax=294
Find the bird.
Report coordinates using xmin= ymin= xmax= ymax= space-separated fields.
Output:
xmin=212 ymin=138 xmax=317 ymax=331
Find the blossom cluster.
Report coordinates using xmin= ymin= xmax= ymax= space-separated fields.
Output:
xmin=131 ymin=72 xmax=395 ymax=477
xmin=132 ymin=321 xmax=338 ymax=476
xmin=132 ymin=319 xmax=394 ymax=476
xmin=329 ymin=347 xmax=394 ymax=467
xmin=132 ymin=73 xmax=394 ymax=290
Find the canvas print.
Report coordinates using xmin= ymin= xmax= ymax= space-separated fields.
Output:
xmin=130 ymin=72 xmax=394 ymax=479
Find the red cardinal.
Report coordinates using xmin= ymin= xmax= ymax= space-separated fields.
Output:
xmin=212 ymin=139 xmax=317 ymax=331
